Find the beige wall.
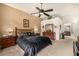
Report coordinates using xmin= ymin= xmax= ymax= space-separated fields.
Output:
xmin=0 ymin=4 xmax=3 ymax=35
xmin=0 ymin=4 xmax=41 ymax=35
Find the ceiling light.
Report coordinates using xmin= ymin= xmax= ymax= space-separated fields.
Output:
xmin=40 ymin=13 xmax=43 ymax=15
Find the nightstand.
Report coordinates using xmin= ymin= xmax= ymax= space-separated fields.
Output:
xmin=0 ymin=36 xmax=16 ymax=49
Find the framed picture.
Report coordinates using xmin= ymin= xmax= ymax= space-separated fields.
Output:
xmin=23 ymin=19 xmax=29 ymax=27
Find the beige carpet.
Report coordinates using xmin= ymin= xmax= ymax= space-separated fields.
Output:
xmin=0 ymin=37 xmax=76 ymax=56
xmin=37 ymin=39 xmax=74 ymax=56
xmin=0 ymin=45 xmax=24 ymax=56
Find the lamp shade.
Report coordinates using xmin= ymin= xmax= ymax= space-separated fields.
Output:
xmin=34 ymin=26 xmax=39 ymax=33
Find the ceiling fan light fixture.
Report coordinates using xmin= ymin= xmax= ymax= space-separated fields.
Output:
xmin=40 ymin=13 xmax=43 ymax=15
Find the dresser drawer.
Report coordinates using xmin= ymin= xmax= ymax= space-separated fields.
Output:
xmin=1 ymin=36 xmax=16 ymax=49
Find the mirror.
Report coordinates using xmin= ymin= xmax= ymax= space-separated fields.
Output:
xmin=45 ymin=24 xmax=53 ymax=32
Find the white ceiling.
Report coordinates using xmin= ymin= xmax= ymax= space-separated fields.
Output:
xmin=3 ymin=3 xmax=79 ymax=22
xmin=4 ymin=3 xmax=79 ymax=16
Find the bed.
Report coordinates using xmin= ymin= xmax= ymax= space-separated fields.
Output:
xmin=15 ymin=27 xmax=74 ymax=56
xmin=15 ymin=27 xmax=52 ymax=56
xmin=15 ymin=27 xmax=34 ymax=37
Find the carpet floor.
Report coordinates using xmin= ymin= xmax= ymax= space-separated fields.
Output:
xmin=0 ymin=45 xmax=24 ymax=56
xmin=0 ymin=36 xmax=77 ymax=56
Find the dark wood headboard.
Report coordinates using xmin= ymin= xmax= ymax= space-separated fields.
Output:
xmin=15 ymin=27 xmax=34 ymax=36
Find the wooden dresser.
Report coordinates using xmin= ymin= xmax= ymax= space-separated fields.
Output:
xmin=43 ymin=32 xmax=55 ymax=40
xmin=0 ymin=36 xmax=16 ymax=49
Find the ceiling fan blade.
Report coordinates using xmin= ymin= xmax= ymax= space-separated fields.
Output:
xmin=44 ymin=9 xmax=53 ymax=12
xmin=31 ymin=12 xmax=39 ymax=14
xmin=43 ymin=13 xmax=52 ymax=19
xmin=38 ymin=14 xmax=41 ymax=17
xmin=36 ymin=7 xmax=41 ymax=11
xmin=43 ymin=13 xmax=50 ymax=16
xmin=48 ymin=16 xmax=52 ymax=19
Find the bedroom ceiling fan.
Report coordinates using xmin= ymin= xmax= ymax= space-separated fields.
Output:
xmin=31 ymin=3 xmax=53 ymax=19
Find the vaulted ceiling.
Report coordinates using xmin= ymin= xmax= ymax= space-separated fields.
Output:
xmin=4 ymin=3 xmax=79 ymax=16
xmin=3 ymin=3 xmax=79 ymax=23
